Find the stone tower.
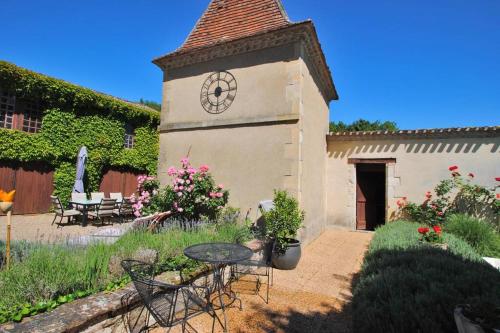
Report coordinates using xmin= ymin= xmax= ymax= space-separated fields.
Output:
xmin=153 ymin=0 xmax=337 ymax=244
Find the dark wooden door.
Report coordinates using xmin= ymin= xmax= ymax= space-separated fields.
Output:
xmin=356 ymin=164 xmax=386 ymax=230
xmin=99 ymin=168 xmax=142 ymax=197
xmin=0 ymin=162 xmax=54 ymax=214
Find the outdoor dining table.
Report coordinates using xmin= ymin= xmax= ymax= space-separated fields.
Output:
xmin=184 ymin=242 xmax=253 ymax=333
xmin=68 ymin=198 xmax=101 ymax=226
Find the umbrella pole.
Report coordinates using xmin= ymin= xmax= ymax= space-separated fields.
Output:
xmin=6 ymin=210 xmax=10 ymax=269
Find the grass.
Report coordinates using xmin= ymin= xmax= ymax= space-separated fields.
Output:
xmin=445 ymin=214 xmax=500 ymax=258
xmin=0 ymin=222 xmax=247 ymax=314
xmin=352 ymin=221 xmax=500 ymax=333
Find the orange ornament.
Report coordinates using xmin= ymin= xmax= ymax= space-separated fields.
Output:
xmin=0 ymin=189 xmax=15 ymax=202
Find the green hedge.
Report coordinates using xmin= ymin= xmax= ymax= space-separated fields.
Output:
xmin=0 ymin=61 xmax=160 ymax=204
xmin=352 ymin=221 xmax=500 ymax=333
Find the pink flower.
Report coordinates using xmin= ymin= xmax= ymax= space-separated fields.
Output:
xmin=177 ymin=192 xmax=183 ymax=197
xmin=209 ymin=192 xmax=216 ymax=198
xmin=179 ymin=186 xmax=184 ymax=191
xmin=180 ymin=157 xmax=189 ymax=166
xmin=177 ymin=207 xmax=184 ymax=212
xmin=218 ymin=184 xmax=224 ymax=189
xmin=178 ymin=170 xmax=185 ymax=176
xmin=199 ymin=165 xmax=209 ymax=173
xmin=425 ymin=191 xmax=432 ymax=199
xmin=216 ymin=192 xmax=223 ymax=198
xmin=167 ymin=167 xmax=177 ymax=176
xmin=185 ymin=179 xmax=191 ymax=185
xmin=187 ymin=167 xmax=197 ymax=174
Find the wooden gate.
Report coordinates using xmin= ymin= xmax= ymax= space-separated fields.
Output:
xmin=0 ymin=162 xmax=54 ymax=214
xmin=99 ymin=168 xmax=143 ymax=197
xmin=356 ymin=164 xmax=386 ymax=230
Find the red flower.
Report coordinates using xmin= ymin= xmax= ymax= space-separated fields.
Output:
xmin=496 ymin=193 xmax=500 ymax=200
xmin=425 ymin=191 xmax=432 ymax=199
xmin=468 ymin=173 xmax=474 ymax=178
xmin=433 ymin=225 xmax=442 ymax=233
xmin=449 ymin=166 xmax=458 ymax=171
xmin=495 ymin=177 xmax=500 ymax=182
xmin=418 ymin=227 xmax=430 ymax=235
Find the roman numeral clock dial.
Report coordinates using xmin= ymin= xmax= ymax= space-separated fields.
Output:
xmin=200 ymin=71 xmax=237 ymax=114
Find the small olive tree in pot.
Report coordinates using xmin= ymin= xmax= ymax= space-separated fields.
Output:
xmin=264 ymin=190 xmax=304 ymax=270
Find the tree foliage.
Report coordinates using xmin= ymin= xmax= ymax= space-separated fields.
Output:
xmin=139 ymin=98 xmax=161 ymax=112
xmin=329 ymin=119 xmax=398 ymax=133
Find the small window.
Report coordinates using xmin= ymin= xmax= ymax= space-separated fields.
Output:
xmin=124 ymin=124 xmax=135 ymax=149
xmin=22 ymin=100 xmax=42 ymax=133
xmin=0 ymin=91 xmax=15 ymax=129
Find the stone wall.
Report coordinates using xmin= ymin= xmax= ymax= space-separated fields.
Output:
xmin=326 ymin=134 xmax=500 ymax=229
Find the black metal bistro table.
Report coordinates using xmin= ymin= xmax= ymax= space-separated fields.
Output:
xmin=184 ymin=242 xmax=253 ymax=332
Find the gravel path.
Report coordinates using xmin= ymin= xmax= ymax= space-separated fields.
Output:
xmin=0 ymin=213 xmax=134 ymax=243
xmin=164 ymin=229 xmax=373 ymax=333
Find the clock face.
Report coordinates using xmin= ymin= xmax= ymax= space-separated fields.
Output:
xmin=200 ymin=71 xmax=237 ymax=114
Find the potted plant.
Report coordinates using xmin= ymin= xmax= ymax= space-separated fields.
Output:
xmin=263 ymin=190 xmax=304 ymax=270
xmin=455 ymin=304 xmax=500 ymax=333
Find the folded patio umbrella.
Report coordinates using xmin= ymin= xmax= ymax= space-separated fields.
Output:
xmin=72 ymin=146 xmax=88 ymax=193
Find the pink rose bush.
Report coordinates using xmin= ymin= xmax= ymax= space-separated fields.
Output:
xmin=129 ymin=175 xmax=159 ymax=217
xmin=139 ymin=157 xmax=229 ymax=220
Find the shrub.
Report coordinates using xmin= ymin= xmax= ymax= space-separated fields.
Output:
xmin=398 ymin=166 xmax=499 ymax=229
xmin=139 ymin=157 xmax=228 ymax=221
xmin=0 ymin=222 xmax=247 ymax=323
xmin=446 ymin=214 xmax=500 ymax=258
xmin=264 ymin=190 xmax=304 ymax=253
xmin=352 ymin=221 xmax=500 ymax=333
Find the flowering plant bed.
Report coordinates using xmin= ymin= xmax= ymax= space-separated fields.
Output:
xmin=132 ymin=157 xmax=228 ymax=221
xmin=398 ymin=166 xmax=499 ymax=228
xmin=418 ymin=225 xmax=444 ymax=244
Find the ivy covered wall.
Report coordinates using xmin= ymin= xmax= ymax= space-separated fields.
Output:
xmin=0 ymin=61 xmax=160 ymax=205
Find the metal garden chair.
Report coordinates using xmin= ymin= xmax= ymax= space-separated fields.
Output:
xmin=121 ymin=259 xmax=222 ymax=333
xmin=88 ymin=198 xmax=116 ymax=225
xmin=113 ymin=197 xmax=133 ymax=223
xmin=230 ymin=246 xmax=273 ymax=304
xmin=50 ymin=195 xmax=82 ymax=226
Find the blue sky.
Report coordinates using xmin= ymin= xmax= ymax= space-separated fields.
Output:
xmin=2 ymin=0 xmax=499 ymax=129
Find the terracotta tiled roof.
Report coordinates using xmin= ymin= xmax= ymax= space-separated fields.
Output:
xmin=327 ymin=126 xmax=500 ymax=140
xmin=179 ymin=0 xmax=290 ymax=52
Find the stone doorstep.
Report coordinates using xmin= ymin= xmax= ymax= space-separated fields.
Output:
xmin=0 ymin=240 xmax=264 ymax=333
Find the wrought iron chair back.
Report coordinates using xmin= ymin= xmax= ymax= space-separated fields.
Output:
xmin=121 ymin=259 xmax=182 ymax=328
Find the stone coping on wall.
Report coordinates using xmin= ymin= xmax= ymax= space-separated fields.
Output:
xmin=327 ymin=126 xmax=500 ymax=141
xmin=0 ymin=240 xmax=266 ymax=333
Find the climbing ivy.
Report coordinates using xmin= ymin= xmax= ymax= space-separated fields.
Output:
xmin=0 ymin=61 xmax=160 ymax=205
